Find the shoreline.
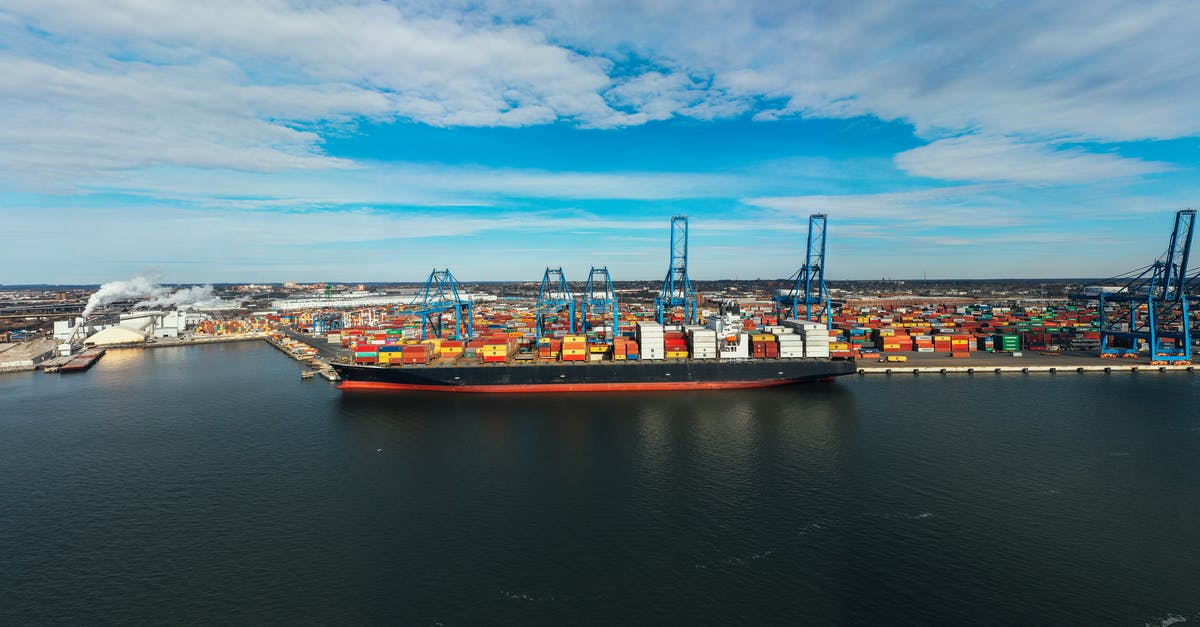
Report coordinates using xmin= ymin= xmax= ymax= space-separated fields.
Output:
xmin=9 ymin=332 xmax=1195 ymax=379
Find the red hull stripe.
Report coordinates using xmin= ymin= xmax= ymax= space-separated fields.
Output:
xmin=338 ymin=379 xmax=805 ymax=393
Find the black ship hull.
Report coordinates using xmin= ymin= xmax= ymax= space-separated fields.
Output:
xmin=331 ymin=357 xmax=856 ymax=393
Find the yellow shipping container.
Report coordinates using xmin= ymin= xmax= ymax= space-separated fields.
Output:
xmin=665 ymin=351 xmax=689 ymax=358
xmin=561 ymin=348 xmax=587 ymax=356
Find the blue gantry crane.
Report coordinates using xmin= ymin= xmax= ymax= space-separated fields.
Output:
xmin=1075 ymin=209 xmax=1194 ymax=363
xmin=581 ymin=266 xmax=619 ymax=342
xmin=311 ymin=312 xmax=343 ymax=335
xmin=409 ymin=268 xmax=473 ymax=340
xmin=535 ymin=267 xmax=575 ymax=340
xmin=774 ymin=213 xmax=831 ymax=329
xmin=655 ymin=215 xmax=697 ymax=324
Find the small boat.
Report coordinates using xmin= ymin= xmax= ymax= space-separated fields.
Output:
xmin=300 ymin=370 xmax=315 ymax=379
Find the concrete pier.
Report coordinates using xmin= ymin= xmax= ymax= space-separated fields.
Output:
xmin=856 ymin=350 xmax=1195 ymax=375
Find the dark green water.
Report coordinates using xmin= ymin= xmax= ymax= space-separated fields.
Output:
xmin=2 ymin=342 xmax=1198 ymax=625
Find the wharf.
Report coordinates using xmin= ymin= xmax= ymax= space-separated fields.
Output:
xmin=144 ymin=333 xmax=269 ymax=348
xmin=268 ymin=328 xmax=342 ymax=381
xmin=856 ymin=350 xmax=1196 ymax=375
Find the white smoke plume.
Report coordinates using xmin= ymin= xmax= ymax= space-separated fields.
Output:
xmin=133 ymin=284 xmax=227 ymax=310
xmin=82 ymin=275 xmax=168 ymax=318
xmin=82 ymin=276 xmax=228 ymax=317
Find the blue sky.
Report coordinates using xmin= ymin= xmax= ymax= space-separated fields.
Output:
xmin=1 ymin=0 xmax=1198 ymax=283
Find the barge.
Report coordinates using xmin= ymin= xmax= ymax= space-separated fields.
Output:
xmin=59 ymin=347 xmax=106 ymax=373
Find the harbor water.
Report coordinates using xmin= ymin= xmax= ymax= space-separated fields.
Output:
xmin=2 ymin=341 xmax=1198 ymax=624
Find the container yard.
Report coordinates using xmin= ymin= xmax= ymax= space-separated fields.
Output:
xmin=268 ymin=211 xmax=1198 ymax=390
xmin=281 ymin=296 xmax=1193 ymax=368
xmin=2 ymin=211 xmax=1196 ymax=384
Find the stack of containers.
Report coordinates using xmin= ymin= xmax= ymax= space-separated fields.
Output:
xmin=750 ymin=333 xmax=779 ymax=359
xmin=636 ymin=322 xmax=664 ymax=360
xmin=878 ymin=332 xmax=913 ymax=352
xmin=353 ymin=343 xmax=379 ymax=364
xmin=439 ymin=340 xmax=464 ymax=360
xmin=950 ymin=334 xmax=972 ymax=357
xmin=613 ymin=338 xmax=640 ymax=360
xmin=479 ymin=335 xmax=516 ymax=363
xmin=378 ymin=344 xmax=404 ymax=365
xmin=664 ymin=331 xmax=689 ymax=359
xmin=402 ymin=343 xmax=432 ymax=364
xmin=777 ymin=329 xmax=805 ymax=359
xmin=685 ymin=326 xmax=718 ymax=359
xmin=803 ymin=326 xmax=830 ymax=358
xmin=537 ymin=337 xmax=562 ymax=360
xmin=561 ymin=334 xmax=587 ymax=361
xmin=783 ymin=319 xmax=830 ymax=358
xmin=995 ymin=334 xmax=1020 ymax=352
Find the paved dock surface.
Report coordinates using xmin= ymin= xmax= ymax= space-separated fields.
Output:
xmin=857 ymin=350 xmax=1195 ymax=374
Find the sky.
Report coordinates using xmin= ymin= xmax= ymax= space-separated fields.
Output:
xmin=1 ymin=0 xmax=1198 ymax=284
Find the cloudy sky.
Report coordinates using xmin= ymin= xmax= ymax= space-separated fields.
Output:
xmin=1 ymin=0 xmax=1197 ymax=283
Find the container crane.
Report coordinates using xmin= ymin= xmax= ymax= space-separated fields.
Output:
xmin=1072 ymin=209 xmax=1194 ymax=363
xmin=655 ymin=215 xmax=697 ymax=325
xmin=774 ymin=213 xmax=831 ymax=329
xmin=312 ymin=312 xmax=343 ymax=335
xmin=535 ymin=267 xmax=575 ymax=341
xmin=581 ymin=266 xmax=619 ymax=342
xmin=409 ymin=269 xmax=473 ymax=340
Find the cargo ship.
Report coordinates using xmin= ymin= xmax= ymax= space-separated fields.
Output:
xmin=331 ymin=318 xmax=855 ymax=393
xmin=332 ymin=356 xmax=855 ymax=392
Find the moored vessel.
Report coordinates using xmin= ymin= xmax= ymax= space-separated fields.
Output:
xmin=59 ymin=347 xmax=106 ymax=373
xmin=331 ymin=357 xmax=854 ymax=392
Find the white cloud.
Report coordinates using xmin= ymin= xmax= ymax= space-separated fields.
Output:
xmin=0 ymin=0 xmax=1196 ymax=212
xmin=0 ymin=0 xmax=639 ymax=185
xmin=744 ymin=185 xmax=1033 ymax=228
xmin=894 ymin=135 xmax=1171 ymax=183
xmin=76 ymin=162 xmax=759 ymax=205
xmin=1 ymin=2 xmax=1196 ymax=181
xmin=472 ymin=0 xmax=1197 ymax=137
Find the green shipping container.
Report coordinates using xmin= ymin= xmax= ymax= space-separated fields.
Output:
xmin=995 ymin=334 xmax=1020 ymax=351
